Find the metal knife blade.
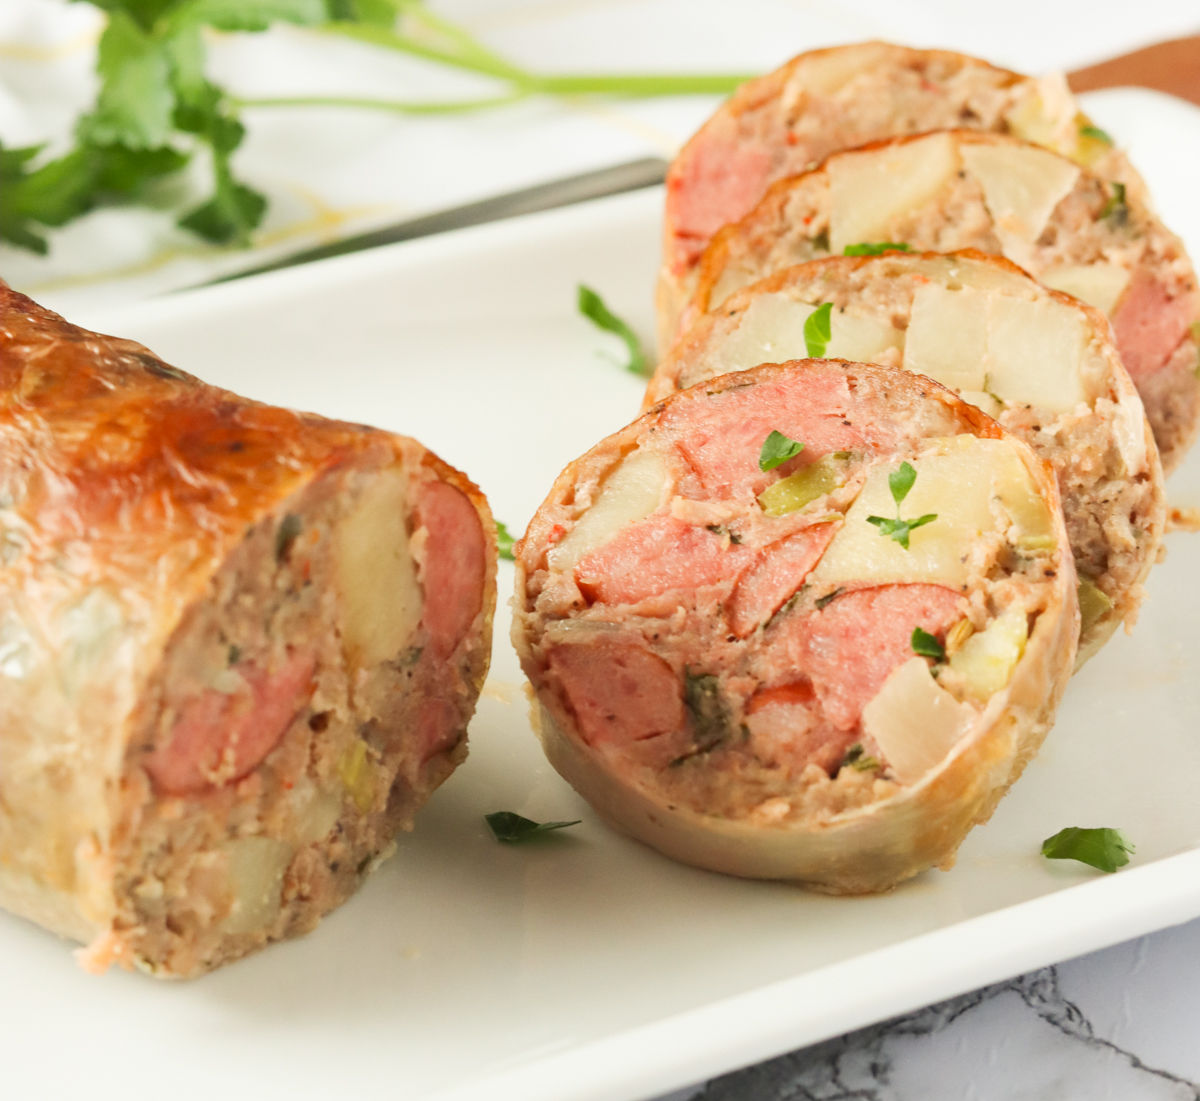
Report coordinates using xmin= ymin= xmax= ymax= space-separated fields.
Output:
xmin=206 ymin=156 xmax=669 ymax=286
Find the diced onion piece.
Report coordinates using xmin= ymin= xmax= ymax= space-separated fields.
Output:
xmin=903 ymin=283 xmax=988 ymax=391
xmin=1040 ymin=263 xmax=1131 ymax=316
xmin=221 ymin=837 xmax=295 ymax=935
xmin=336 ymin=466 xmax=421 ymax=668
xmin=985 ymin=295 xmax=1088 ymax=414
xmin=337 ymin=738 xmax=376 ymax=814
xmin=294 ymin=784 xmax=343 ymax=845
xmin=948 ymin=607 xmax=1028 ymax=701
xmin=809 ymin=436 xmax=1017 ymax=589
xmin=550 ymin=449 xmax=667 ymax=571
xmin=757 ymin=455 xmax=843 ymax=517
xmin=960 ymin=143 xmax=1080 ymax=243
xmin=862 ymin=657 xmax=976 ymax=785
xmin=716 ymin=295 xmax=815 ymax=373
xmin=828 ymin=133 xmax=959 ymax=254
xmin=1078 ymin=577 xmax=1114 ymax=637
xmin=824 ymin=309 xmax=903 ymax=362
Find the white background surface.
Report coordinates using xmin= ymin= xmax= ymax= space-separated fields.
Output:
xmin=4 ymin=2 xmax=1200 ymax=1098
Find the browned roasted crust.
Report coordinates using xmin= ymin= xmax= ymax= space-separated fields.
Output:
xmin=657 ymin=41 xmax=1142 ymax=350
xmin=513 ymin=360 xmax=1077 ymax=893
xmin=0 ymin=287 xmax=497 ymax=976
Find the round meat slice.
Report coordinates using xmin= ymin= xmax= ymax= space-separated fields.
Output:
xmin=0 ymin=288 xmax=496 ymax=978
xmin=648 ymin=250 xmax=1165 ymax=663
xmin=659 ymin=41 xmax=1144 ymax=347
xmin=680 ymin=130 xmax=1200 ymax=472
xmin=514 ymin=360 xmax=1077 ymax=894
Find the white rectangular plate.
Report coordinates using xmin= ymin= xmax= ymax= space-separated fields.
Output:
xmin=8 ymin=88 xmax=1200 ymax=1101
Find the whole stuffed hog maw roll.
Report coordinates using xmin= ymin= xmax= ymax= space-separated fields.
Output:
xmin=648 ymin=250 xmax=1165 ymax=663
xmin=659 ymin=41 xmax=1144 ymax=347
xmin=681 ymin=131 xmax=1200 ymax=473
xmin=514 ymin=360 xmax=1077 ymax=893
xmin=0 ymin=289 xmax=496 ymax=977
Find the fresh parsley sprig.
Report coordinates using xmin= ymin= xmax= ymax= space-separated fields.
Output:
xmin=866 ymin=461 xmax=937 ymax=550
xmin=486 ymin=811 xmax=580 ymax=843
xmin=1041 ymin=827 xmax=1134 ymax=873
xmin=803 ymin=301 xmax=832 ymax=357
xmin=3 ymin=1 xmax=754 ymax=254
xmin=842 ymin=242 xmax=912 ymax=257
xmin=578 ymin=285 xmax=650 ymax=377
xmin=758 ymin=430 xmax=805 ymax=472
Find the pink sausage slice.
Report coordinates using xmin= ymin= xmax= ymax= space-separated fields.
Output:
xmin=576 ymin=515 xmax=755 ymax=606
xmin=727 ymin=523 xmax=838 ymax=637
xmin=745 ymin=681 xmax=852 ymax=774
xmin=548 ymin=639 xmax=685 ymax=747
xmin=783 ymin=584 xmax=962 ymax=730
xmin=417 ymin=479 xmax=487 ymax=659
xmin=1111 ymin=270 xmax=1194 ymax=381
xmin=147 ymin=652 xmax=316 ymax=795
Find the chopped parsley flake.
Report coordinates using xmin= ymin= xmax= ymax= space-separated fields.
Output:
xmin=578 ymin=284 xmax=649 ymax=376
xmin=1041 ymin=827 xmax=1134 ymax=873
xmin=496 ymin=521 xmax=516 ymax=561
xmin=911 ymin=626 xmax=945 ymax=660
xmin=803 ymin=301 xmax=833 ymax=357
xmin=842 ymin=743 xmax=880 ymax=772
xmin=486 ymin=812 xmax=581 ymax=843
xmin=1079 ymin=124 xmax=1113 ymax=145
xmin=1100 ymin=181 xmax=1128 ymax=224
xmin=759 ymin=429 xmax=805 ymax=471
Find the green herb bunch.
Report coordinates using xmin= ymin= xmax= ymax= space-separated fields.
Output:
xmin=2 ymin=0 xmax=752 ymax=255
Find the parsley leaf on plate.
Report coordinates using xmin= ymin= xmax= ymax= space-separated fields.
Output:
xmin=577 ymin=285 xmax=649 ymax=377
xmin=1041 ymin=827 xmax=1134 ymax=873
xmin=496 ymin=521 xmax=516 ymax=561
xmin=486 ymin=811 xmax=581 ymax=843
xmin=758 ymin=429 xmax=805 ymax=472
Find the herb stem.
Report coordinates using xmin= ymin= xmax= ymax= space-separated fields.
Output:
xmin=233 ymin=93 xmax=529 ymax=115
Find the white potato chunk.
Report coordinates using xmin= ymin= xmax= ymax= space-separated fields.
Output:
xmin=221 ymin=837 xmax=295 ymax=935
xmin=862 ymin=658 xmax=976 ymax=785
xmin=824 ymin=309 xmax=904 ymax=362
xmin=336 ymin=467 xmax=422 ymax=669
xmin=716 ymin=294 xmax=815 ymax=373
xmin=1039 ymin=263 xmax=1131 ymax=316
xmin=948 ymin=607 xmax=1029 ymax=700
xmin=903 ymin=283 xmax=988 ymax=391
xmin=829 ymin=133 xmax=959 ymax=253
xmin=550 ymin=449 xmax=668 ymax=572
xmin=960 ymin=143 xmax=1080 ymax=243
xmin=985 ymin=294 xmax=1088 ymax=414
xmin=810 ymin=436 xmax=1021 ymax=589
xmin=990 ymin=444 xmax=1057 ymax=549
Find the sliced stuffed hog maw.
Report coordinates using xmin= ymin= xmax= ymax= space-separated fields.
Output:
xmin=648 ymin=251 xmax=1165 ymax=663
xmin=680 ymin=130 xmax=1200 ymax=473
xmin=0 ymin=289 xmax=496 ymax=977
xmin=514 ymin=360 xmax=1077 ymax=893
xmin=659 ymin=41 xmax=1144 ymax=346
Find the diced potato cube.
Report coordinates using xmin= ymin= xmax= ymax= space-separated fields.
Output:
xmin=809 ymin=436 xmax=1015 ymax=589
xmin=829 ymin=133 xmax=959 ymax=253
xmin=824 ymin=309 xmax=903 ymax=362
xmin=716 ymin=294 xmax=815 ymax=374
xmin=336 ymin=466 xmax=422 ymax=669
xmin=948 ymin=607 xmax=1028 ymax=701
xmin=960 ymin=143 xmax=1080 ymax=242
xmin=221 ymin=837 xmax=295 ymax=935
xmin=550 ymin=449 xmax=668 ymax=571
xmin=862 ymin=657 xmax=976 ymax=785
xmin=903 ymin=282 xmax=988 ymax=392
xmin=985 ymin=295 xmax=1088 ymax=414
xmin=1039 ymin=263 xmax=1131 ymax=316
xmin=758 ymin=455 xmax=843 ymax=517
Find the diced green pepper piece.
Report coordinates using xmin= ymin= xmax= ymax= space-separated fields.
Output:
xmin=1077 ymin=577 xmax=1113 ymax=637
xmin=758 ymin=455 xmax=842 ymax=518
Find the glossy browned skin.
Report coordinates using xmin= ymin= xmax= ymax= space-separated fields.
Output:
xmin=0 ymin=286 xmax=495 ymax=970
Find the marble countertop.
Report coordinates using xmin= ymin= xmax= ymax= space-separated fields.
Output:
xmin=4 ymin=2 xmax=1200 ymax=1097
